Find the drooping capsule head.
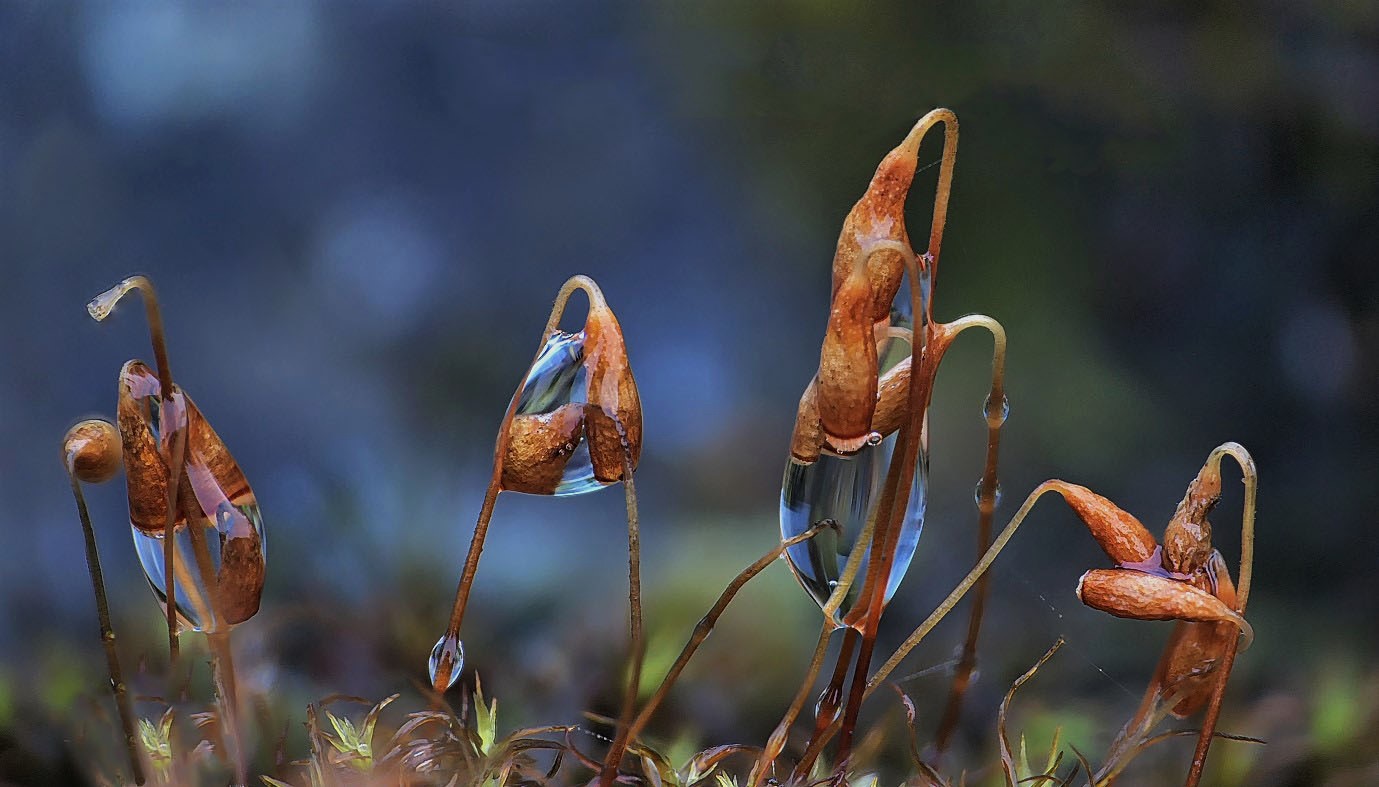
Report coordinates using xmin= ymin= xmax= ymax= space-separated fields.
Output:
xmin=118 ymin=359 xmax=266 ymax=628
xmin=581 ymin=298 xmax=641 ymax=483
xmin=64 ymin=419 xmax=122 ymax=484
xmin=499 ymin=284 xmax=641 ymax=495
xmin=831 ymin=137 xmax=921 ymax=324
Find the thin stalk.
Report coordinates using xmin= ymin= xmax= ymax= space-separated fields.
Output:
xmin=806 ymin=482 xmax=1064 ymax=755
xmin=88 ymin=276 xmax=174 ymax=400
xmin=161 ymin=413 xmax=188 ymax=676
xmin=88 ymin=277 xmax=183 ymax=667
xmin=435 ymin=275 xmax=610 ymax=694
xmin=826 ymin=249 xmax=947 ymax=771
xmin=825 ymin=107 xmax=959 ymax=766
xmin=892 ymin=109 xmax=959 ymax=300
xmin=597 ymin=442 xmax=645 ymax=787
xmin=183 ymin=505 xmax=247 ymax=786
xmin=933 ymin=314 xmax=1008 ymax=755
xmin=749 ymin=490 xmax=882 ymax=787
xmin=65 ymin=463 xmax=146 ymax=786
xmin=621 ymin=522 xmax=838 ymax=749
xmin=1184 ymin=443 xmax=1256 ymax=787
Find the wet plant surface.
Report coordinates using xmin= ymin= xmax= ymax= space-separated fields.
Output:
xmin=5 ymin=4 xmax=1379 ymax=787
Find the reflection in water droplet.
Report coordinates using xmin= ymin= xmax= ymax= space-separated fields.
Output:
xmin=973 ymin=478 xmax=1003 ymax=511
xmin=982 ymin=393 xmax=1010 ymax=427
xmin=121 ymin=361 xmax=267 ymax=631
xmin=132 ymin=523 xmax=219 ymax=633
xmin=865 ymin=431 xmax=883 ymax=446
xmin=780 ymin=434 xmax=928 ymax=627
xmin=429 ymin=633 xmax=465 ymax=691
xmin=814 ymin=685 xmax=843 ymax=723
xmin=503 ymin=331 xmax=611 ymax=497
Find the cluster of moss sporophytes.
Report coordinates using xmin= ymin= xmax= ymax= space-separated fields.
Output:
xmin=62 ymin=110 xmax=1256 ymax=787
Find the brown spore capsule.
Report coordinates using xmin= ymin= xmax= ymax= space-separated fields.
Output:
xmin=501 ymin=404 xmax=587 ymax=495
xmin=1163 ymin=461 xmax=1223 ymax=575
xmin=117 ymin=360 xmax=177 ymax=534
xmin=816 ymin=257 xmax=879 ymax=453
xmin=582 ymin=299 xmax=642 ymax=483
xmin=831 ymin=141 xmax=920 ymax=324
xmin=1055 ymin=483 xmax=1158 ymax=565
xmin=1076 ymin=569 xmax=1252 ymax=648
xmin=65 ymin=419 xmax=122 ymax=484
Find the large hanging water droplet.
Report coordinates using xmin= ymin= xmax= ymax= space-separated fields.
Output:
xmin=429 ymin=633 xmax=464 ymax=691
xmin=501 ymin=331 xmax=611 ymax=497
xmin=982 ymin=393 xmax=1010 ymax=427
xmin=120 ymin=361 xmax=267 ymax=630
xmin=132 ymin=522 xmax=221 ymax=633
xmin=780 ymin=434 xmax=928 ymax=627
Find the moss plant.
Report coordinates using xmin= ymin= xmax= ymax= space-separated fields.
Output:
xmin=63 ymin=110 xmax=1262 ymax=787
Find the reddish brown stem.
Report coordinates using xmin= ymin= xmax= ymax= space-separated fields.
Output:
xmin=933 ymin=315 xmax=1008 ymax=755
xmin=597 ymin=443 xmax=644 ymax=786
xmin=625 ymin=521 xmax=836 ymax=747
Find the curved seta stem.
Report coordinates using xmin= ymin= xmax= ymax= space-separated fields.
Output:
xmin=1184 ymin=442 xmax=1256 ymax=787
xmin=932 ymin=313 xmax=1008 ymax=755
xmin=434 ymin=275 xmax=609 ymax=694
xmin=88 ymin=276 xmax=187 ymax=667
xmin=88 ymin=276 xmax=174 ymax=402
xmin=895 ymin=108 xmax=958 ymax=304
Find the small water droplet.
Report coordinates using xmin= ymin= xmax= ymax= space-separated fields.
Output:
xmin=814 ymin=685 xmax=843 ymax=723
xmin=982 ymin=393 xmax=1010 ymax=427
xmin=780 ymin=435 xmax=928 ymax=626
xmin=973 ymin=478 xmax=1003 ymax=511
xmin=428 ymin=633 xmax=465 ymax=691
xmin=865 ymin=431 xmax=883 ymax=446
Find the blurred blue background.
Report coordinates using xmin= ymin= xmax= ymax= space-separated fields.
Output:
xmin=2 ymin=2 xmax=1376 ymax=783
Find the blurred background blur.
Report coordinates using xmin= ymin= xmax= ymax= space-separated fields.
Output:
xmin=2 ymin=2 xmax=1376 ymax=784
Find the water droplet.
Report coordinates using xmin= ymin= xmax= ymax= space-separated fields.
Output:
xmin=982 ymin=393 xmax=1009 ymax=427
xmin=501 ymin=331 xmax=613 ymax=497
xmin=865 ymin=431 xmax=883 ymax=446
xmin=121 ymin=361 xmax=267 ymax=631
xmin=780 ymin=434 xmax=928 ymax=626
xmin=429 ymin=633 xmax=465 ymax=691
xmin=814 ymin=685 xmax=843 ymax=723
xmin=973 ymin=478 xmax=1003 ymax=511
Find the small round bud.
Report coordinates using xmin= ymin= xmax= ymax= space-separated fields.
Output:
xmin=64 ymin=419 xmax=122 ymax=483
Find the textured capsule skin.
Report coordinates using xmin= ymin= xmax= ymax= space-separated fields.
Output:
xmin=816 ymin=257 xmax=879 ymax=454
xmin=582 ymin=300 xmax=641 ymax=483
xmin=1058 ymin=484 xmax=1159 ymax=565
xmin=831 ymin=141 xmax=920 ymax=325
xmin=1163 ymin=462 xmax=1223 ymax=574
xmin=502 ymin=404 xmax=586 ymax=495
xmin=1075 ymin=568 xmax=1247 ymax=632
